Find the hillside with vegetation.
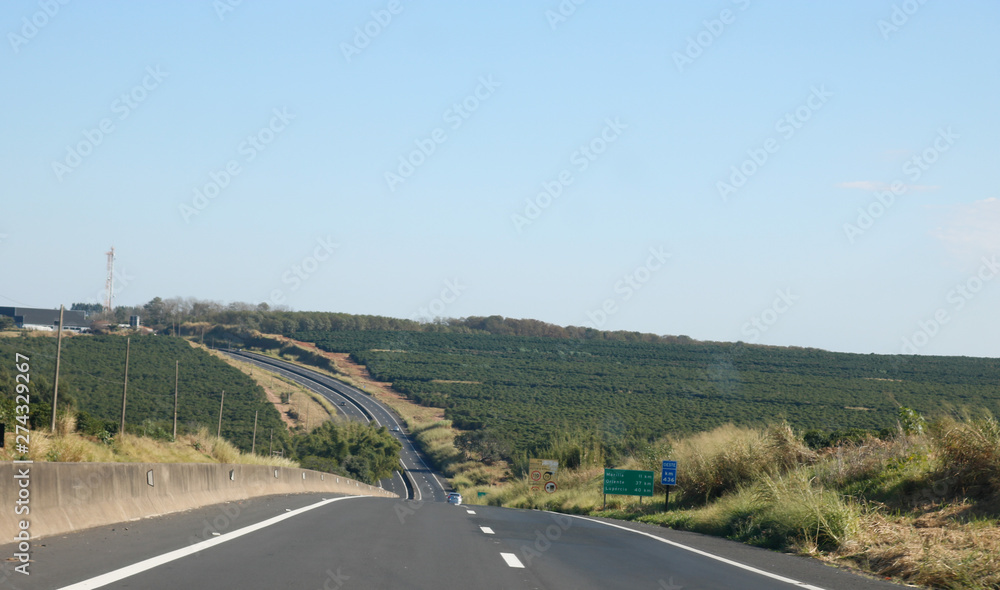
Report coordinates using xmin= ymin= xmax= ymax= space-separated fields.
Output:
xmin=0 ymin=332 xmax=402 ymax=484
xmin=284 ymin=329 xmax=1000 ymax=461
xmin=0 ymin=333 xmax=291 ymax=454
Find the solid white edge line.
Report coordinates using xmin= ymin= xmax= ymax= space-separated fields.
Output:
xmin=500 ymin=552 xmax=525 ymax=568
xmin=57 ymin=496 xmax=367 ymax=590
xmin=480 ymin=526 xmax=495 ymax=534
xmin=550 ymin=513 xmax=828 ymax=590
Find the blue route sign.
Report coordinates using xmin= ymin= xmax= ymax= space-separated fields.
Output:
xmin=661 ymin=460 xmax=677 ymax=486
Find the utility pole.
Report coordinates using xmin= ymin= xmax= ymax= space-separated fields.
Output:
xmin=120 ymin=337 xmax=130 ymax=434
xmin=217 ymin=390 xmax=225 ymax=438
xmin=51 ymin=305 xmax=65 ymax=432
xmin=251 ymin=410 xmax=258 ymax=454
xmin=173 ymin=360 xmax=179 ymax=440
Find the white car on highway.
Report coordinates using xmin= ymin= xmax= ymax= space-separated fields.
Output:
xmin=446 ymin=492 xmax=462 ymax=505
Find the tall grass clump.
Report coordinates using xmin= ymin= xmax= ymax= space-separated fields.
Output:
xmin=813 ymin=435 xmax=928 ymax=500
xmin=412 ymin=420 xmax=461 ymax=474
xmin=639 ymin=472 xmax=859 ymax=553
xmin=756 ymin=472 xmax=859 ymax=552
xmin=671 ymin=423 xmax=813 ymax=504
xmin=934 ymin=416 xmax=1000 ymax=498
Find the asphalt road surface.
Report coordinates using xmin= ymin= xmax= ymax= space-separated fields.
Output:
xmin=5 ymin=493 xmax=907 ymax=590
xmin=222 ymin=350 xmax=449 ymax=502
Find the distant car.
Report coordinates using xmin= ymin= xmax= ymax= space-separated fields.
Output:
xmin=447 ymin=492 xmax=462 ymax=505
xmin=390 ymin=426 xmax=400 ymax=432
xmin=339 ymin=402 xmax=346 ymax=406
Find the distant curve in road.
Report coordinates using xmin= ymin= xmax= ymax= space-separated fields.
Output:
xmin=222 ymin=349 xmax=449 ymax=502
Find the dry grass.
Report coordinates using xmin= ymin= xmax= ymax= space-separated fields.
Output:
xmin=935 ymin=416 xmax=1000 ymax=498
xmin=838 ymin=506 xmax=1000 ymax=588
xmin=196 ymin=341 xmax=335 ymax=432
xmin=665 ymin=422 xmax=814 ymax=503
xmin=1 ymin=426 xmax=296 ymax=467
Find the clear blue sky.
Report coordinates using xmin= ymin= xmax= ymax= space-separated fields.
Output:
xmin=2 ymin=0 xmax=998 ymax=357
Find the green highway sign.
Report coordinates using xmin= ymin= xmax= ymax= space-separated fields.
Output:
xmin=603 ymin=468 xmax=655 ymax=497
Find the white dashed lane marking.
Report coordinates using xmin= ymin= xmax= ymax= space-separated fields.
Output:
xmin=500 ymin=553 xmax=525 ymax=568
xmin=480 ymin=527 xmax=494 ymax=535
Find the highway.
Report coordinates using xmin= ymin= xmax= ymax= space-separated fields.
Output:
xmin=221 ymin=350 xmax=449 ymax=503
xmin=7 ymin=493 xmax=906 ymax=590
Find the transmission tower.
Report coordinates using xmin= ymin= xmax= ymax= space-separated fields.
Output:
xmin=104 ymin=247 xmax=115 ymax=313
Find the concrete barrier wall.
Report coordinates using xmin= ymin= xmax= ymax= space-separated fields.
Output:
xmin=0 ymin=462 xmax=396 ymax=540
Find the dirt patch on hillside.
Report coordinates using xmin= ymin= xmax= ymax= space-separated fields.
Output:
xmin=263 ymin=387 xmax=297 ymax=429
xmin=327 ymin=351 xmax=446 ymax=423
xmin=269 ymin=335 xmax=446 ymax=423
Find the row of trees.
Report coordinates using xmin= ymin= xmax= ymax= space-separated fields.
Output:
xmin=74 ymin=297 xmax=704 ymax=345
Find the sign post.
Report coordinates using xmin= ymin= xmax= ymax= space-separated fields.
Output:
xmin=529 ymin=458 xmax=559 ymax=494
xmin=661 ymin=460 xmax=677 ymax=510
xmin=603 ymin=468 xmax=655 ymax=508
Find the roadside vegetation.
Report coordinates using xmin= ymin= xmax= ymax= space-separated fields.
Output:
xmin=0 ymin=418 xmax=295 ymax=467
xmin=0 ymin=332 xmax=402 ymax=485
xmin=460 ymin=412 xmax=1000 ymax=590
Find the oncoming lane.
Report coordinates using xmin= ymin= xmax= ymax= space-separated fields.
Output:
xmin=223 ymin=350 xmax=448 ymax=502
